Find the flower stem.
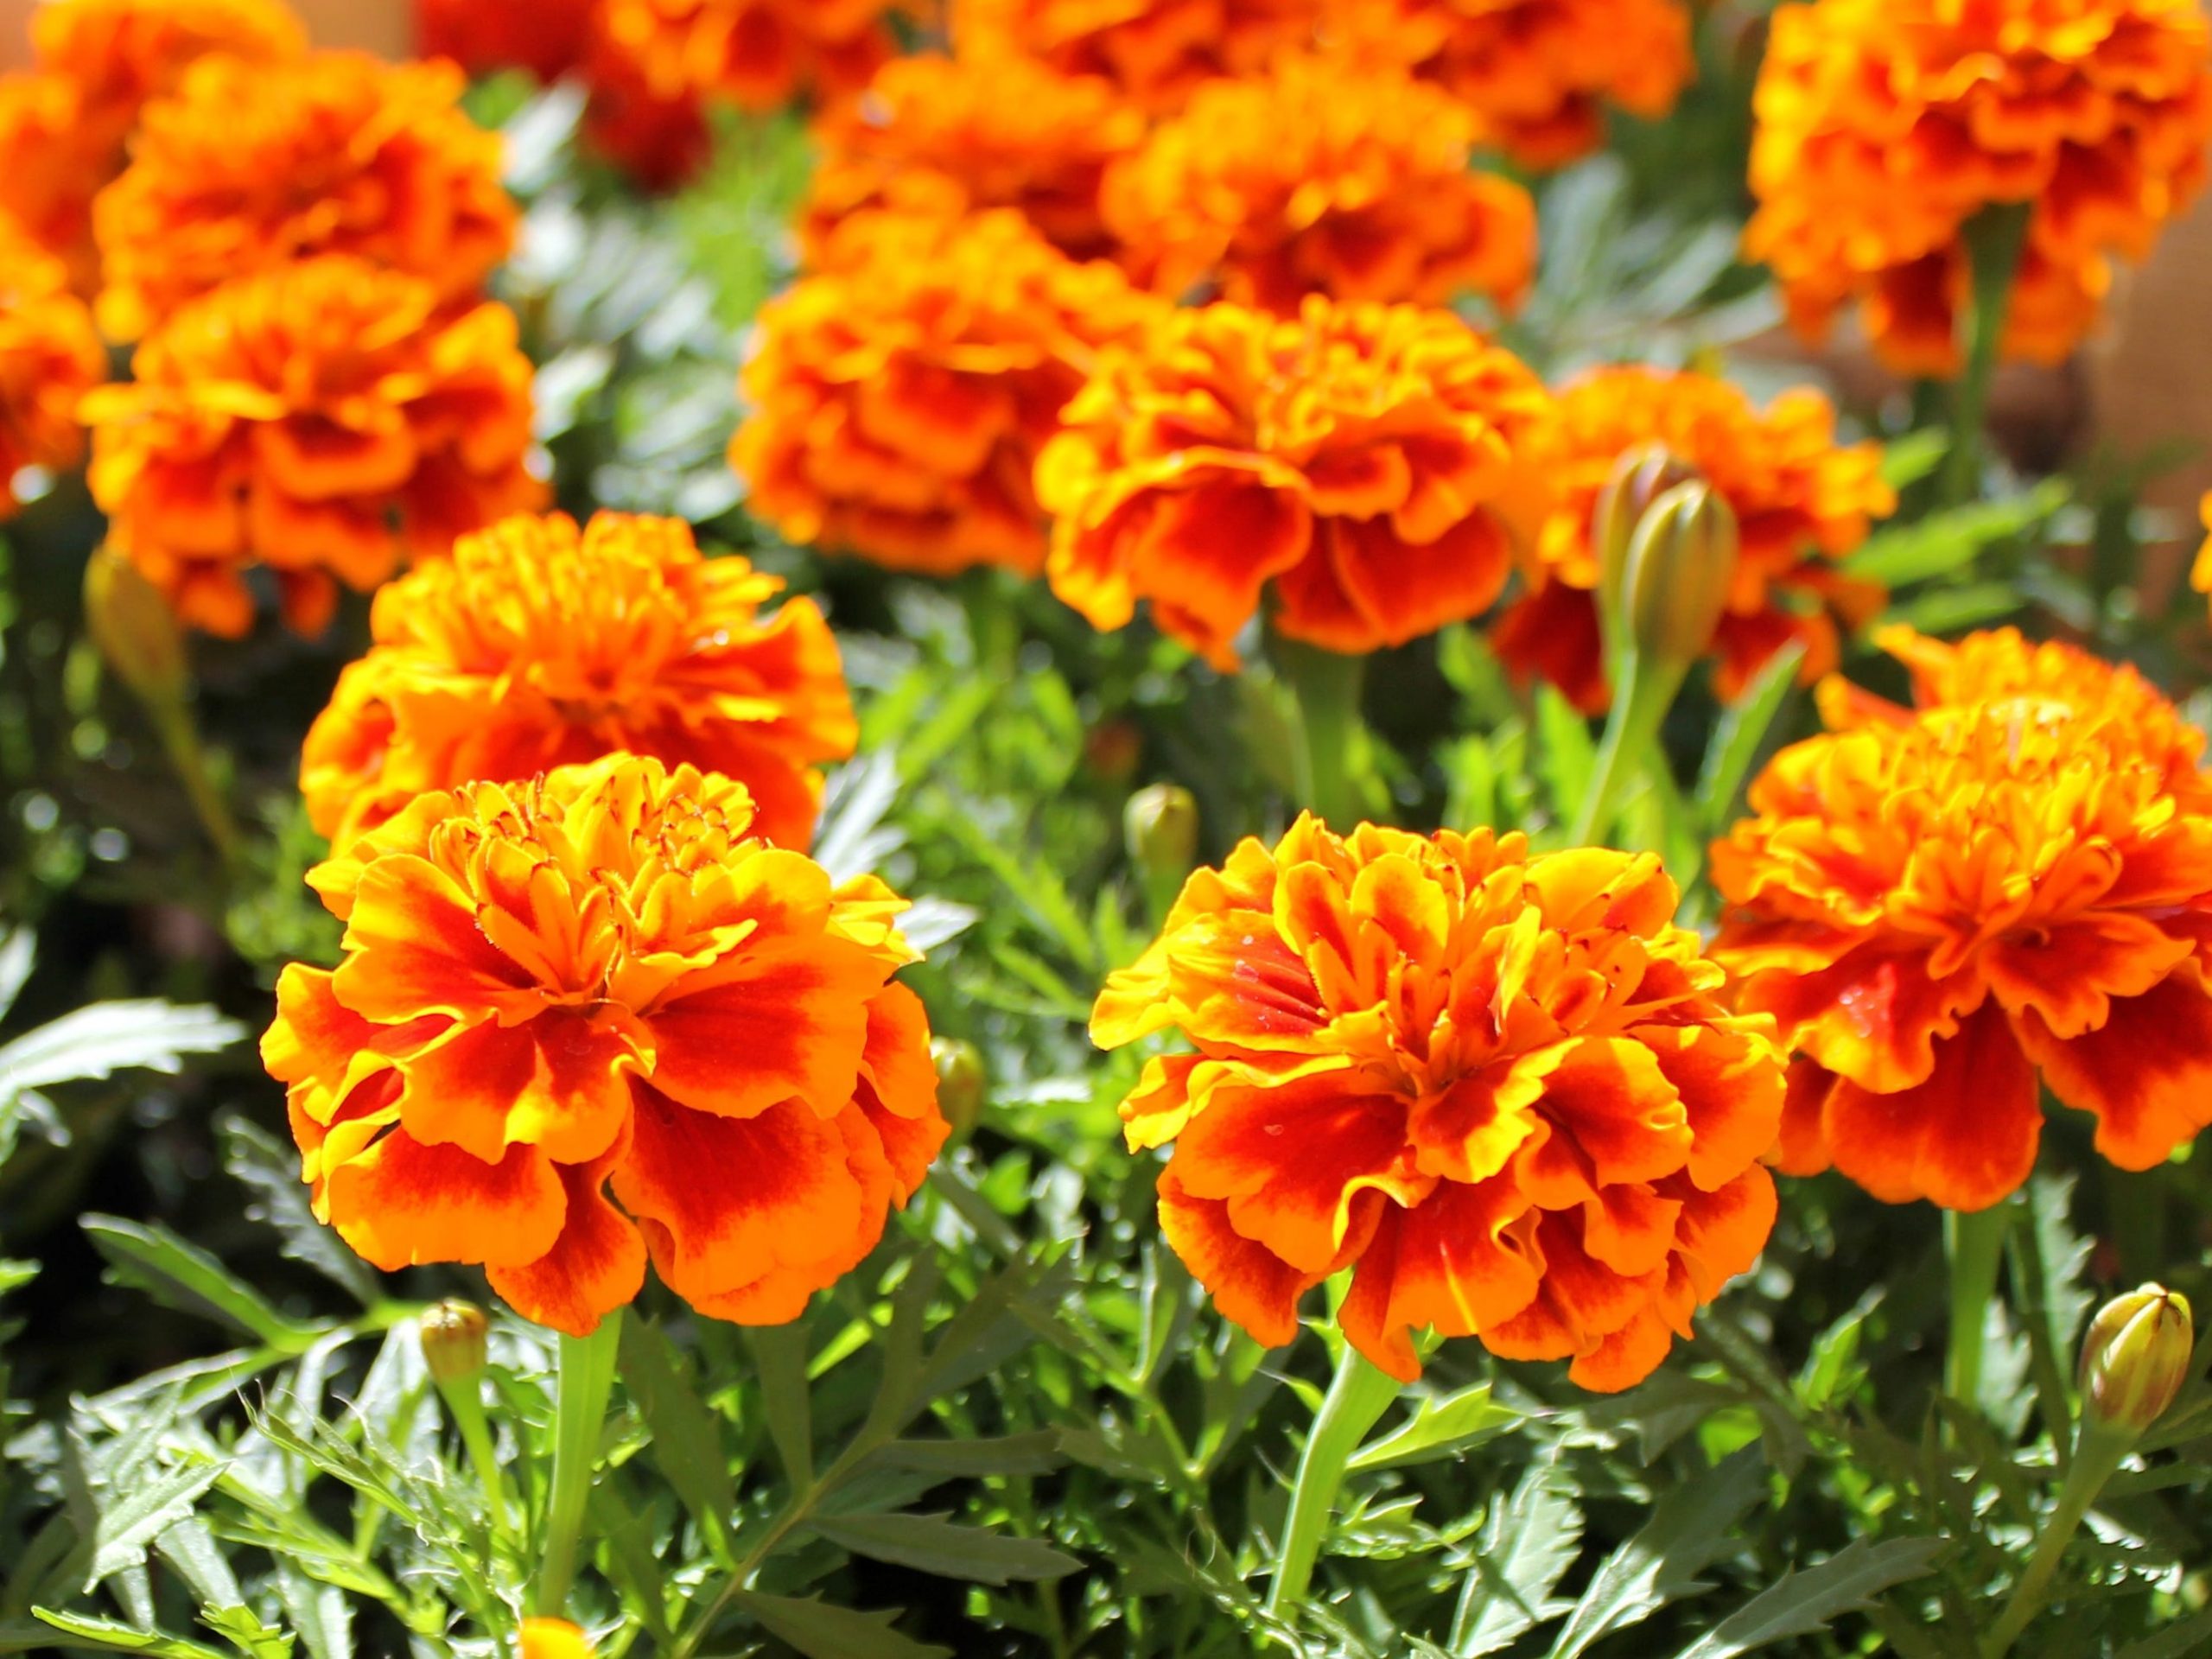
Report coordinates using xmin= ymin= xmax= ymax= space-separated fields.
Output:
xmin=534 ymin=1311 xmax=622 ymax=1618
xmin=435 ymin=1370 xmax=513 ymax=1553
xmin=1946 ymin=1203 xmax=2013 ymax=1414
xmin=149 ymin=699 xmax=243 ymax=874
xmin=1943 ymin=202 xmax=2032 ymax=507
xmin=1265 ymin=1343 xmax=1402 ymax=1626
xmin=1273 ymin=633 xmax=1369 ymax=830
xmin=1571 ymin=649 xmax=1686 ymax=846
xmin=1981 ymin=1425 xmax=2133 ymax=1657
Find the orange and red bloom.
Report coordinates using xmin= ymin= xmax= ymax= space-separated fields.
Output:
xmin=263 ymin=753 xmax=948 ymax=1336
xmin=734 ymin=209 xmax=1160 ymax=577
xmin=84 ymin=256 xmax=540 ymax=638
xmin=1713 ymin=627 xmax=2212 ymax=1212
xmin=300 ymin=511 xmax=856 ymax=853
xmin=1495 ymin=367 xmax=1895 ymax=713
xmin=952 ymin=0 xmax=1323 ymax=110
xmin=1039 ymin=296 xmax=1551 ymax=666
xmin=0 ymin=226 xmax=105 ymax=516
xmin=1101 ymin=52 xmax=1535 ymax=315
xmin=600 ymin=0 xmax=899 ymax=111
xmin=1095 ymin=817 xmax=1783 ymax=1389
xmin=1329 ymin=0 xmax=1694 ymax=170
xmin=93 ymin=49 xmax=517 ymax=340
xmin=1745 ymin=0 xmax=2212 ymax=377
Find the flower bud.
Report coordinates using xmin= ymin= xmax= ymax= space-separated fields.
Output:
xmin=1592 ymin=442 xmax=1700 ymax=625
xmin=2081 ymin=1284 xmax=2193 ymax=1437
xmin=1125 ymin=784 xmax=1199 ymax=883
xmin=1618 ymin=480 xmax=1740 ymax=677
xmin=84 ymin=545 xmax=188 ymax=709
xmin=420 ymin=1298 xmax=489 ymax=1385
xmin=931 ymin=1037 xmax=987 ymax=1140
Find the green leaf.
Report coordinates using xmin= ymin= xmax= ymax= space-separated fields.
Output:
xmin=88 ymin=1462 xmax=225 ymax=1587
xmin=1885 ymin=582 xmax=2033 ymax=637
xmin=0 ymin=1258 xmax=35 ymax=1296
xmin=1548 ymin=1448 xmax=1766 ymax=1659
xmin=271 ymin=1565 xmax=352 ymax=1659
xmin=1346 ymin=1384 xmax=1520 ymax=1473
xmin=866 ymin=1432 xmax=1065 ymax=1479
xmin=1846 ymin=481 xmax=2067 ymax=588
xmin=2118 ymin=1606 xmax=2212 ymax=1659
xmin=1696 ymin=644 xmax=1805 ymax=835
xmin=1533 ymin=686 xmax=1596 ymax=821
xmin=620 ymin=1313 xmax=734 ymax=1551
xmin=0 ymin=1002 xmax=244 ymax=1103
xmin=1452 ymin=1457 xmax=1583 ymax=1657
xmin=1670 ymin=1537 xmax=1947 ymax=1659
xmin=82 ymin=1217 xmax=321 ymax=1353
xmin=30 ymin=1611 xmax=229 ymax=1659
xmin=1879 ymin=429 xmax=1949 ymax=490
xmin=745 ymin=1321 xmax=815 ymax=1490
xmin=811 ymin=1511 xmax=1080 ymax=1586
xmin=195 ymin=1606 xmax=292 ymax=1659
xmin=731 ymin=1592 xmax=951 ymax=1659
xmin=219 ymin=1117 xmax=379 ymax=1306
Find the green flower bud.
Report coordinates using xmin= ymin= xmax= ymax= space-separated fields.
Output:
xmin=931 ymin=1038 xmax=987 ymax=1140
xmin=420 ymin=1299 xmax=489 ymax=1385
xmin=84 ymin=546 xmax=188 ymax=709
xmin=1592 ymin=442 xmax=1700 ymax=628
xmin=1124 ymin=784 xmax=1199 ymax=883
xmin=1618 ymin=480 xmax=1739 ymax=677
xmin=2080 ymin=1283 xmax=2193 ymax=1437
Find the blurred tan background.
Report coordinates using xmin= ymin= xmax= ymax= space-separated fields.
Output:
xmin=0 ymin=0 xmax=2204 ymax=582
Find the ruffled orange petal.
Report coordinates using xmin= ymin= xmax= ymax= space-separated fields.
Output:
xmin=324 ymin=1131 xmax=565 ymax=1272
xmin=2018 ymin=969 xmax=2212 ymax=1170
xmin=394 ymin=1008 xmax=648 ymax=1166
xmin=486 ymin=1132 xmax=648 ymax=1338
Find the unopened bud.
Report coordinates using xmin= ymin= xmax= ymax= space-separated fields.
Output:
xmin=1124 ymin=785 xmax=1198 ymax=882
xmin=1619 ymin=480 xmax=1739 ymax=675
xmin=1592 ymin=442 xmax=1700 ymax=624
xmin=84 ymin=545 xmax=188 ymax=707
xmin=420 ymin=1299 xmax=488 ymax=1385
xmin=519 ymin=1619 xmax=594 ymax=1659
xmin=2081 ymin=1284 xmax=2193 ymax=1437
xmin=931 ymin=1037 xmax=986 ymax=1139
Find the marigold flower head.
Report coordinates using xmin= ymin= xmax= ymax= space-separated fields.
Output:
xmin=1745 ymin=0 xmax=2212 ymax=376
xmin=599 ymin=0 xmax=898 ymax=110
xmin=1325 ymin=0 xmax=1694 ymax=169
xmin=1494 ymin=368 xmax=1895 ymax=714
xmin=1713 ymin=626 xmax=2212 ymax=1212
xmin=733 ymin=209 xmax=1160 ymax=578
xmin=301 ymin=511 xmax=857 ymax=854
xmin=84 ymin=255 xmax=541 ymax=639
xmin=1095 ymin=817 xmax=1783 ymax=1390
xmin=952 ymin=0 xmax=1324 ymax=110
xmin=1101 ymin=53 xmax=1535 ymax=316
xmin=1038 ymin=296 xmax=1552 ymax=667
xmin=415 ymin=0 xmax=596 ymax=83
xmin=262 ymin=753 xmax=949 ymax=1337
xmin=0 ymin=224 xmax=105 ymax=516
xmin=800 ymin=51 xmax=1146 ymax=264
xmin=93 ymin=49 xmax=517 ymax=340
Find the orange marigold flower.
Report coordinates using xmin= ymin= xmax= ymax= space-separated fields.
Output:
xmin=1094 ymin=817 xmax=1783 ymax=1390
xmin=599 ymin=0 xmax=898 ymax=111
xmin=93 ymin=49 xmax=517 ymax=341
xmin=0 ymin=224 xmax=105 ymax=516
xmin=1495 ymin=367 xmax=1895 ymax=714
xmin=1038 ymin=296 xmax=1551 ymax=667
xmin=84 ymin=256 xmax=541 ymax=639
xmin=733 ymin=209 xmax=1160 ymax=577
xmin=801 ymin=51 xmax=1146 ymax=264
xmin=1327 ymin=0 xmax=1694 ymax=170
xmin=1712 ymin=626 xmax=2212 ymax=1213
xmin=952 ymin=0 xmax=1323 ymax=110
xmin=0 ymin=0 xmax=303 ymax=289
xmin=1101 ymin=53 xmax=1535 ymax=316
xmin=520 ymin=1622 xmax=593 ymax=1659
xmin=416 ymin=0 xmax=595 ymax=83
xmin=263 ymin=753 xmax=948 ymax=1336
xmin=300 ymin=511 xmax=856 ymax=855
xmin=1745 ymin=0 xmax=2212 ymax=377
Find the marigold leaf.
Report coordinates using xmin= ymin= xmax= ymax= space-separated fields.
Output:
xmin=1452 ymin=1456 xmax=1583 ymax=1657
xmin=745 ymin=1320 xmax=815 ymax=1491
xmin=1347 ymin=1383 xmax=1522 ymax=1474
xmin=810 ymin=1511 xmax=1078 ymax=1586
xmin=0 ymin=1001 xmax=244 ymax=1104
xmin=29 ymin=1611 xmax=230 ymax=1659
xmin=621 ymin=1314 xmax=734 ymax=1550
xmin=1669 ymin=1536 xmax=1948 ymax=1659
xmin=730 ymin=1591 xmax=950 ymax=1659
xmin=81 ymin=1217 xmax=322 ymax=1354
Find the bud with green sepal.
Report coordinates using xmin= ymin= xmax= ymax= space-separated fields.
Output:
xmin=423 ymin=1299 xmax=510 ymax=1547
xmin=1125 ymin=783 xmax=1199 ymax=925
xmin=931 ymin=1037 xmax=987 ymax=1142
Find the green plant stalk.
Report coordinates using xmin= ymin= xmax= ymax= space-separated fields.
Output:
xmin=1942 ymin=202 xmax=2033 ymax=506
xmin=149 ymin=697 xmax=242 ymax=871
xmin=1265 ymin=1343 xmax=1402 ymax=1625
xmin=1571 ymin=647 xmax=1686 ymax=846
xmin=1981 ymin=1423 xmax=2134 ymax=1656
xmin=1946 ymin=1203 xmax=2012 ymax=1413
xmin=535 ymin=1310 xmax=623 ymax=1617
xmin=436 ymin=1370 xmax=513 ymax=1553
xmin=1274 ymin=634 xmax=1369 ymax=830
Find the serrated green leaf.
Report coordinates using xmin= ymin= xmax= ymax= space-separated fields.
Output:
xmin=732 ymin=1592 xmax=951 ymax=1659
xmin=745 ymin=1320 xmax=814 ymax=1491
xmin=30 ymin=1611 xmax=228 ymax=1659
xmin=867 ymin=1432 xmax=1065 ymax=1479
xmin=1347 ymin=1384 xmax=1520 ymax=1474
xmin=1846 ymin=481 xmax=2067 ymax=587
xmin=1452 ymin=1457 xmax=1583 ymax=1657
xmin=219 ymin=1117 xmax=379 ymax=1306
xmin=621 ymin=1313 xmax=734 ymax=1551
xmin=1671 ymin=1536 xmax=1947 ymax=1659
xmin=811 ymin=1511 xmax=1079 ymax=1586
xmin=0 ymin=1002 xmax=243 ymax=1104
xmin=271 ymin=1565 xmax=352 ymax=1659
xmin=81 ymin=1217 xmax=321 ymax=1353
xmin=88 ymin=1463 xmax=224 ymax=1587
xmin=196 ymin=1605 xmax=291 ymax=1659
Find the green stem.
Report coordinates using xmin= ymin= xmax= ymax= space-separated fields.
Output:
xmin=1947 ymin=1203 xmax=2013 ymax=1414
xmin=1265 ymin=1344 xmax=1402 ymax=1625
xmin=150 ymin=701 xmax=242 ymax=872
xmin=1982 ymin=1426 xmax=2133 ymax=1657
xmin=1943 ymin=202 xmax=2032 ymax=506
xmin=1273 ymin=633 xmax=1369 ymax=830
xmin=535 ymin=1311 xmax=623 ymax=1618
xmin=436 ymin=1371 xmax=513 ymax=1552
xmin=1571 ymin=649 xmax=1685 ymax=846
